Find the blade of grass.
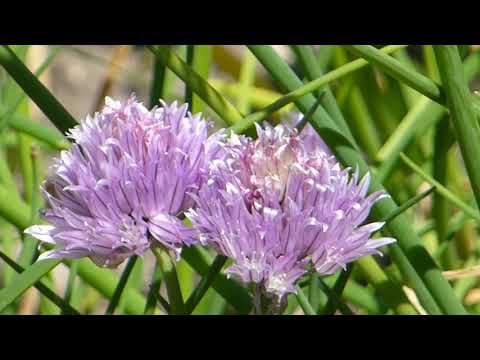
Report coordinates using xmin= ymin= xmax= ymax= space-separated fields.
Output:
xmin=93 ymin=45 xmax=130 ymax=112
xmin=144 ymin=262 xmax=163 ymax=314
xmin=382 ymin=186 xmax=436 ymax=224
xmin=188 ymin=45 xmax=212 ymax=114
xmin=152 ymin=247 xmax=185 ymax=315
xmin=0 ymin=184 xmax=31 ymax=230
xmin=295 ymin=285 xmax=317 ymax=315
xmin=400 ymin=153 xmax=480 ymax=221
xmin=0 ymin=45 xmax=77 ymax=134
xmin=149 ymin=52 xmax=167 ymax=108
xmin=71 ymin=258 xmax=148 ymax=315
xmin=181 ymin=246 xmax=252 ymax=314
xmin=61 ymin=260 xmax=78 ymax=315
xmin=317 ymin=45 xmax=335 ymax=71
xmin=184 ymin=254 xmax=227 ymax=314
xmin=375 ymin=51 xmax=480 ymax=185
xmin=344 ymin=45 xmax=480 ymax=122
xmin=147 ymin=45 xmax=243 ymax=125
xmin=209 ymin=79 xmax=294 ymax=116
xmin=237 ymin=49 xmax=256 ymax=114
xmin=185 ymin=45 xmax=195 ymax=108
xmin=291 ymin=45 xmax=353 ymax=140
xmin=16 ymin=147 xmax=42 ymax=267
xmin=375 ymin=97 xmax=444 ymax=184
xmin=0 ymin=46 xmax=61 ymax=133
xmin=315 ymin=278 xmax=354 ymax=315
xmin=433 ymin=117 xmax=457 ymax=268
xmin=232 ymin=45 xmax=407 ymax=135
xmin=321 ymin=264 xmax=354 ymax=315
xmin=0 ymin=254 xmax=79 ymax=314
xmin=433 ymin=45 xmax=480 ymax=212
xmin=344 ymin=45 xmax=444 ymax=103
xmin=0 ymin=148 xmax=18 ymax=194
xmin=105 ymin=255 xmax=138 ymax=315
xmin=6 ymin=112 xmax=69 ymax=150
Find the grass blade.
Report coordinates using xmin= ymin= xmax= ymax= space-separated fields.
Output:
xmin=147 ymin=45 xmax=243 ymax=125
xmin=144 ymin=263 xmax=163 ymax=314
xmin=181 ymin=246 xmax=252 ymax=314
xmin=232 ymin=45 xmax=406 ymax=135
xmin=105 ymin=255 xmax=138 ymax=315
xmin=0 ymin=254 xmax=79 ymax=314
xmin=344 ymin=45 xmax=443 ymax=103
xmin=382 ymin=186 xmax=436 ymax=224
xmin=434 ymin=45 xmax=480 ymax=212
xmin=153 ymin=248 xmax=185 ymax=315
xmin=185 ymin=254 xmax=227 ymax=314
xmin=0 ymin=45 xmax=77 ymax=134
xmin=295 ymin=285 xmax=317 ymax=315
xmin=400 ymin=153 xmax=480 ymax=221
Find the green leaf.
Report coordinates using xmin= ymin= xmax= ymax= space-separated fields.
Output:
xmin=105 ymin=256 xmax=138 ymax=315
xmin=185 ymin=254 xmax=227 ymax=314
xmin=0 ymin=45 xmax=77 ymax=134
xmin=295 ymin=285 xmax=317 ymax=315
xmin=434 ymin=45 xmax=480 ymax=213
xmin=400 ymin=153 xmax=480 ymax=221
xmin=0 ymin=253 xmax=79 ymax=314
xmin=181 ymin=246 xmax=252 ymax=314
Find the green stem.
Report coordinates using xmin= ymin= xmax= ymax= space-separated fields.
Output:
xmin=149 ymin=57 xmax=166 ymax=108
xmin=321 ymin=265 xmax=353 ymax=315
xmin=433 ymin=45 xmax=480 ymax=213
xmin=144 ymin=262 xmax=163 ymax=314
xmin=295 ymin=285 xmax=317 ymax=315
xmin=153 ymin=247 xmax=185 ymax=315
xmin=185 ymin=45 xmax=195 ymax=108
xmin=105 ymin=256 xmax=138 ymax=315
xmin=433 ymin=118 xmax=457 ymax=268
xmin=62 ymin=260 xmax=78 ymax=315
xmin=237 ymin=49 xmax=256 ymax=114
xmin=185 ymin=254 xmax=227 ymax=314
xmin=316 ymin=279 xmax=354 ymax=315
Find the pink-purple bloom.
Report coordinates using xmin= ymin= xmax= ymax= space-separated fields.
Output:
xmin=25 ymin=95 xmax=223 ymax=267
xmin=187 ymin=119 xmax=395 ymax=304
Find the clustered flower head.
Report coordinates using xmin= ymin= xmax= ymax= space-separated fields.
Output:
xmin=25 ymin=94 xmax=396 ymax=313
xmin=25 ymin=95 xmax=224 ymax=267
xmin=187 ymin=117 xmax=396 ymax=305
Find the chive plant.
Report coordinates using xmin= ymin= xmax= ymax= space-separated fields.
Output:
xmin=0 ymin=44 xmax=479 ymax=315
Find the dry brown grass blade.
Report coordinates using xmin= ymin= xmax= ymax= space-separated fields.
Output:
xmin=443 ymin=265 xmax=480 ymax=280
xmin=17 ymin=287 xmax=39 ymax=314
xmin=402 ymin=286 xmax=427 ymax=315
xmin=464 ymin=288 xmax=480 ymax=305
xmin=93 ymin=45 xmax=130 ymax=112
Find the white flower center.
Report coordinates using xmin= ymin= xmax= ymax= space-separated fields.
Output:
xmin=266 ymin=272 xmax=288 ymax=295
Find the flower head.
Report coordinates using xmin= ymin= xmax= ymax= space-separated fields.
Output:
xmin=187 ymin=117 xmax=395 ymax=303
xmin=26 ymin=95 xmax=223 ymax=267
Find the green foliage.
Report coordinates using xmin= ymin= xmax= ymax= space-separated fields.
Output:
xmin=0 ymin=45 xmax=479 ymax=315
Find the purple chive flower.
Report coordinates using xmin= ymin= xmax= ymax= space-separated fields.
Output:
xmin=187 ymin=118 xmax=395 ymax=304
xmin=25 ymin=95 xmax=224 ymax=267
